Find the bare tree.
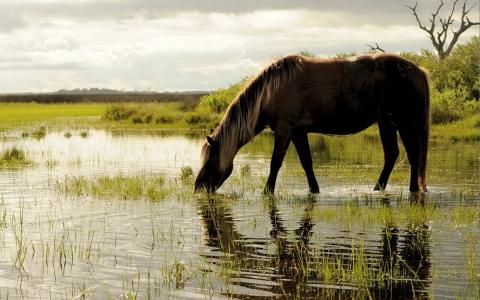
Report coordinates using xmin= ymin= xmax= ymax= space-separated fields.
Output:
xmin=406 ymin=0 xmax=479 ymax=60
xmin=366 ymin=41 xmax=386 ymax=53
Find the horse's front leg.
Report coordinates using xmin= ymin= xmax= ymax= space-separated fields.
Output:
xmin=292 ymin=132 xmax=319 ymax=193
xmin=264 ymin=130 xmax=292 ymax=195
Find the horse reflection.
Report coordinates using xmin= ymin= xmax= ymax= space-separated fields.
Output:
xmin=197 ymin=197 xmax=431 ymax=299
xmin=377 ymin=197 xmax=431 ymax=299
xmin=379 ymin=224 xmax=431 ymax=299
xmin=197 ymin=196 xmax=317 ymax=297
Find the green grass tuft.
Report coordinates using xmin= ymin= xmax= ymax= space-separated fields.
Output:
xmin=0 ymin=147 xmax=31 ymax=168
xmin=180 ymin=166 xmax=194 ymax=181
xmin=56 ymin=174 xmax=169 ymax=201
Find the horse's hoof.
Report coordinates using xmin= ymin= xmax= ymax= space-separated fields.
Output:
xmin=310 ymin=186 xmax=320 ymax=194
xmin=373 ymin=183 xmax=382 ymax=191
xmin=409 ymin=187 xmax=420 ymax=193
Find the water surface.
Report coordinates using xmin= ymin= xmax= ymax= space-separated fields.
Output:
xmin=0 ymin=129 xmax=478 ymax=299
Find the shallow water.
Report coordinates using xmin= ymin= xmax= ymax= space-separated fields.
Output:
xmin=0 ymin=129 xmax=478 ymax=299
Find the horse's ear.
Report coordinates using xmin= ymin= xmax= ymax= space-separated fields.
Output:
xmin=206 ymin=135 xmax=215 ymax=147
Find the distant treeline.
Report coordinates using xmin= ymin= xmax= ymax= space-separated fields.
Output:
xmin=0 ymin=92 xmax=208 ymax=104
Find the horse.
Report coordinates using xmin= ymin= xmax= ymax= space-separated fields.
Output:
xmin=194 ymin=54 xmax=430 ymax=194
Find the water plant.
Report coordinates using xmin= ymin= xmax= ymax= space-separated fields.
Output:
xmin=56 ymin=174 xmax=168 ymax=201
xmin=31 ymin=126 xmax=46 ymax=139
xmin=180 ymin=166 xmax=194 ymax=181
xmin=0 ymin=146 xmax=31 ymax=168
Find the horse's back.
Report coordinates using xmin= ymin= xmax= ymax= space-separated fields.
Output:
xmin=271 ymin=56 xmax=382 ymax=134
xmin=268 ymin=54 xmax=427 ymax=135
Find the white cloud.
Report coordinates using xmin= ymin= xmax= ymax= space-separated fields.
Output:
xmin=0 ymin=12 xmax=27 ymax=32
xmin=0 ymin=3 xmax=478 ymax=93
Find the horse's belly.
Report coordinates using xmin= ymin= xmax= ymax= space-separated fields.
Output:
xmin=304 ymin=109 xmax=378 ymax=135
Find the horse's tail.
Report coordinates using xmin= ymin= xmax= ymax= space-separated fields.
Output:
xmin=418 ymin=68 xmax=430 ymax=192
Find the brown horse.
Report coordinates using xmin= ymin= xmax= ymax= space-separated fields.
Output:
xmin=195 ymin=54 xmax=430 ymax=194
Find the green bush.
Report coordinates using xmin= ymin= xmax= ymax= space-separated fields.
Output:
xmin=197 ymin=81 xmax=245 ymax=114
xmin=434 ymin=37 xmax=479 ymax=100
xmin=131 ymin=112 xmax=153 ymax=124
xmin=431 ymin=89 xmax=479 ymax=124
xmin=402 ymin=36 xmax=479 ymax=124
xmin=184 ymin=112 xmax=211 ymax=125
xmin=104 ymin=104 xmax=137 ymax=121
xmin=155 ymin=115 xmax=176 ymax=124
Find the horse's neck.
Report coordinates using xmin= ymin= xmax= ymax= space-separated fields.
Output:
xmin=216 ymin=91 xmax=264 ymax=169
xmin=216 ymin=125 xmax=241 ymax=170
xmin=216 ymin=120 xmax=257 ymax=171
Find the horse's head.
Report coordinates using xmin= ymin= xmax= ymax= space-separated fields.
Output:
xmin=195 ymin=135 xmax=233 ymax=193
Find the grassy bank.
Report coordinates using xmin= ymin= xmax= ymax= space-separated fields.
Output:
xmin=0 ymin=102 xmax=106 ymax=130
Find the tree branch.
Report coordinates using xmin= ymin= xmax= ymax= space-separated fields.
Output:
xmin=406 ymin=0 xmax=479 ymax=59
xmin=444 ymin=0 xmax=480 ymax=56
xmin=366 ymin=42 xmax=385 ymax=53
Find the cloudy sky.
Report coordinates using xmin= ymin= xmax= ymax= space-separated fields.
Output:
xmin=0 ymin=0 xmax=478 ymax=93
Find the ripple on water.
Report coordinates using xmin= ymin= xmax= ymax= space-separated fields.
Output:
xmin=0 ymin=129 xmax=477 ymax=299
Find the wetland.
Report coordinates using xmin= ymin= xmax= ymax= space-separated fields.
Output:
xmin=0 ymin=128 xmax=478 ymax=299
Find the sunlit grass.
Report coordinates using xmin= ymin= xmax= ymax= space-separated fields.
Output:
xmin=55 ymin=174 xmax=169 ymax=201
xmin=0 ymin=102 xmax=106 ymax=130
xmin=432 ymin=114 xmax=480 ymax=142
xmin=0 ymin=146 xmax=31 ymax=168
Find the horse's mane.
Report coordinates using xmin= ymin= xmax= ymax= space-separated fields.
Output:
xmin=209 ymin=55 xmax=304 ymax=170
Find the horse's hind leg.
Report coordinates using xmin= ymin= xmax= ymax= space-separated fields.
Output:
xmin=398 ymin=125 xmax=421 ymax=193
xmin=374 ymin=120 xmax=399 ymax=191
xmin=264 ymin=130 xmax=292 ymax=195
xmin=292 ymin=132 xmax=319 ymax=193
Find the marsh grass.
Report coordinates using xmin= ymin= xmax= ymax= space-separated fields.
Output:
xmin=180 ymin=166 xmax=194 ymax=181
xmin=103 ymin=103 xmax=196 ymax=128
xmin=31 ymin=126 xmax=46 ymax=139
xmin=80 ymin=131 xmax=88 ymax=138
xmin=0 ymin=146 xmax=31 ymax=168
xmin=309 ymin=200 xmax=439 ymax=228
xmin=56 ymin=174 xmax=169 ymax=201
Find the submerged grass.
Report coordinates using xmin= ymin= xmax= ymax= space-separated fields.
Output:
xmin=180 ymin=166 xmax=194 ymax=181
xmin=0 ymin=146 xmax=31 ymax=168
xmin=56 ymin=174 xmax=169 ymax=201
